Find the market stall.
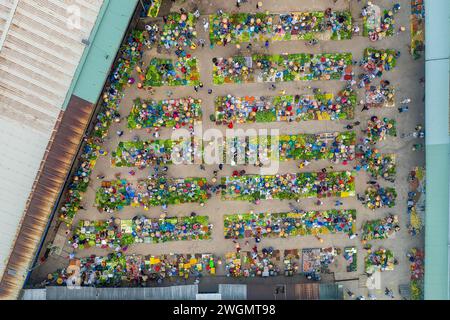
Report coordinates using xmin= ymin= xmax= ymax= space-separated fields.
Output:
xmin=407 ymin=167 xmax=425 ymax=235
xmin=302 ymin=247 xmax=337 ymax=275
xmin=363 ymin=2 xmax=399 ymax=40
xmin=359 ymin=48 xmax=400 ymax=87
xmin=225 ymin=248 xmax=281 ymax=278
xmin=361 ymin=214 xmax=400 ymax=241
xmin=365 ymin=247 xmax=396 ymax=273
xmin=363 ymin=185 xmax=397 ymax=210
xmin=147 ymin=0 xmax=161 ymax=18
xmin=364 ymin=81 xmax=395 ymax=108
xmin=145 ymin=56 xmax=200 ymax=86
xmin=283 ymin=249 xmax=300 ymax=276
xmin=410 ymin=0 xmax=425 ymax=59
xmin=408 ymin=248 xmax=424 ymax=300
xmin=364 ymin=116 xmax=397 ymax=144
xmin=254 ymin=53 xmax=353 ymax=82
xmin=160 ymin=13 xmax=198 ymax=49
xmin=148 ymin=253 xmax=217 ymax=280
xmin=356 ymin=148 xmax=396 ymax=182
xmin=278 ymin=132 xmax=356 ymax=163
xmin=111 ymin=132 xmax=355 ymax=168
xmin=344 ymin=247 xmax=357 ymax=272
xmin=302 ymin=248 xmax=321 ymax=274
xmin=49 ymin=252 xmax=217 ymax=287
xmin=127 ymin=97 xmax=202 ymax=130
xmin=111 ymin=139 xmax=193 ymax=167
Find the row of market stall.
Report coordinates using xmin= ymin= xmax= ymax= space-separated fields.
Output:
xmin=213 ymin=88 xmax=356 ymax=123
xmin=67 ymin=209 xmax=401 ymax=253
xmin=212 ymin=53 xmax=353 ymax=85
xmin=141 ymin=47 xmax=399 ymax=87
xmin=142 ymin=5 xmax=410 ymax=48
xmin=93 ymin=171 xmax=400 ymax=215
xmin=46 ymin=243 xmax=407 ymax=292
xmin=120 ymin=84 xmax=394 ymax=129
xmin=144 ymin=9 xmax=353 ymax=50
xmin=70 ymin=215 xmax=211 ymax=250
xmin=209 ymin=10 xmax=353 ymax=45
xmin=110 ymin=132 xmax=356 ymax=167
xmin=49 ymin=243 xmax=402 ymax=287
xmin=93 ymin=171 xmax=356 ymax=213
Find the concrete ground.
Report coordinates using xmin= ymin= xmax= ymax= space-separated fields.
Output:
xmin=29 ymin=0 xmax=425 ymax=300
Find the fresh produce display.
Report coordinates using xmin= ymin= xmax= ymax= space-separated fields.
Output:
xmin=410 ymin=0 xmax=425 ymax=59
xmin=70 ymin=215 xmax=211 ymax=249
xmin=147 ymin=0 xmax=162 ymax=17
xmin=363 ymin=3 xmax=398 ymax=40
xmin=356 ymin=148 xmax=396 ymax=182
xmin=95 ymin=178 xmax=210 ymax=212
xmin=160 ymin=13 xmax=198 ymax=48
xmin=365 ymin=247 xmax=396 ymax=273
xmin=145 ymin=56 xmax=200 ymax=87
xmin=407 ymin=167 xmax=425 ymax=236
xmin=209 ymin=10 xmax=352 ymax=45
xmin=212 ymin=53 xmax=353 ymax=85
xmin=49 ymin=252 xmax=217 ymax=287
xmin=221 ymin=171 xmax=355 ymax=201
xmin=223 ymin=210 xmax=356 ymax=239
xmin=408 ymin=248 xmax=424 ymax=300
xmin=361 ymin=214 xmax=400 ymax=241
xmin=127 ymin=97 xmax=202 ymax=130
xmin=213 ymin=87 xmax=356 ymax=124
xmin=111 ymin=139 xmax=192 ymax=167
xmin=364 ymin=116 xmax=397 ymax=144
xmin=111 ymin=132 xmax=355 ymax=167
xmin=344 ymin=247 xmax=357 ymax=272
xmin=359 ymin=48 xmax=400 ymax=86
xmin=363 ymin=185 xmax=397 ymax=210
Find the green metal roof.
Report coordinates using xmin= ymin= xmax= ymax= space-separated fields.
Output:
xmin=319 ymin=283 xmax=344 ymax=300
xmin=63 ymin=0 xmax=139 ymax=107
xmin=424 ymin=0 xmax=450 ymax=300
xmin=424 ymin=0 xmax=450 ymax=61
xmin=425 ymin=144 xmax=449 ymax=299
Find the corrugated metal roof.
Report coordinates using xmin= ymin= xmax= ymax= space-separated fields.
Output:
xmin=218 ymin=284 xmax=247 ymax=300
xmin=319 ymin=283 xmax=344 ymax=300
xmin=0 ymin=0 xmax=103 ymax=286
xmin=43 ymin=286 xmax=199 ymax=300
xmin=21 ymin=288 xmax=46 ymax=300
xmin=0 ymin=95 xmax=95 ymax=299
xmin=0 ymin=0 xmax=18 ymax=48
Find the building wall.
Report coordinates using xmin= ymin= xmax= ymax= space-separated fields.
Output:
xmin=424 ymin=0 xmax=450 ymax=300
